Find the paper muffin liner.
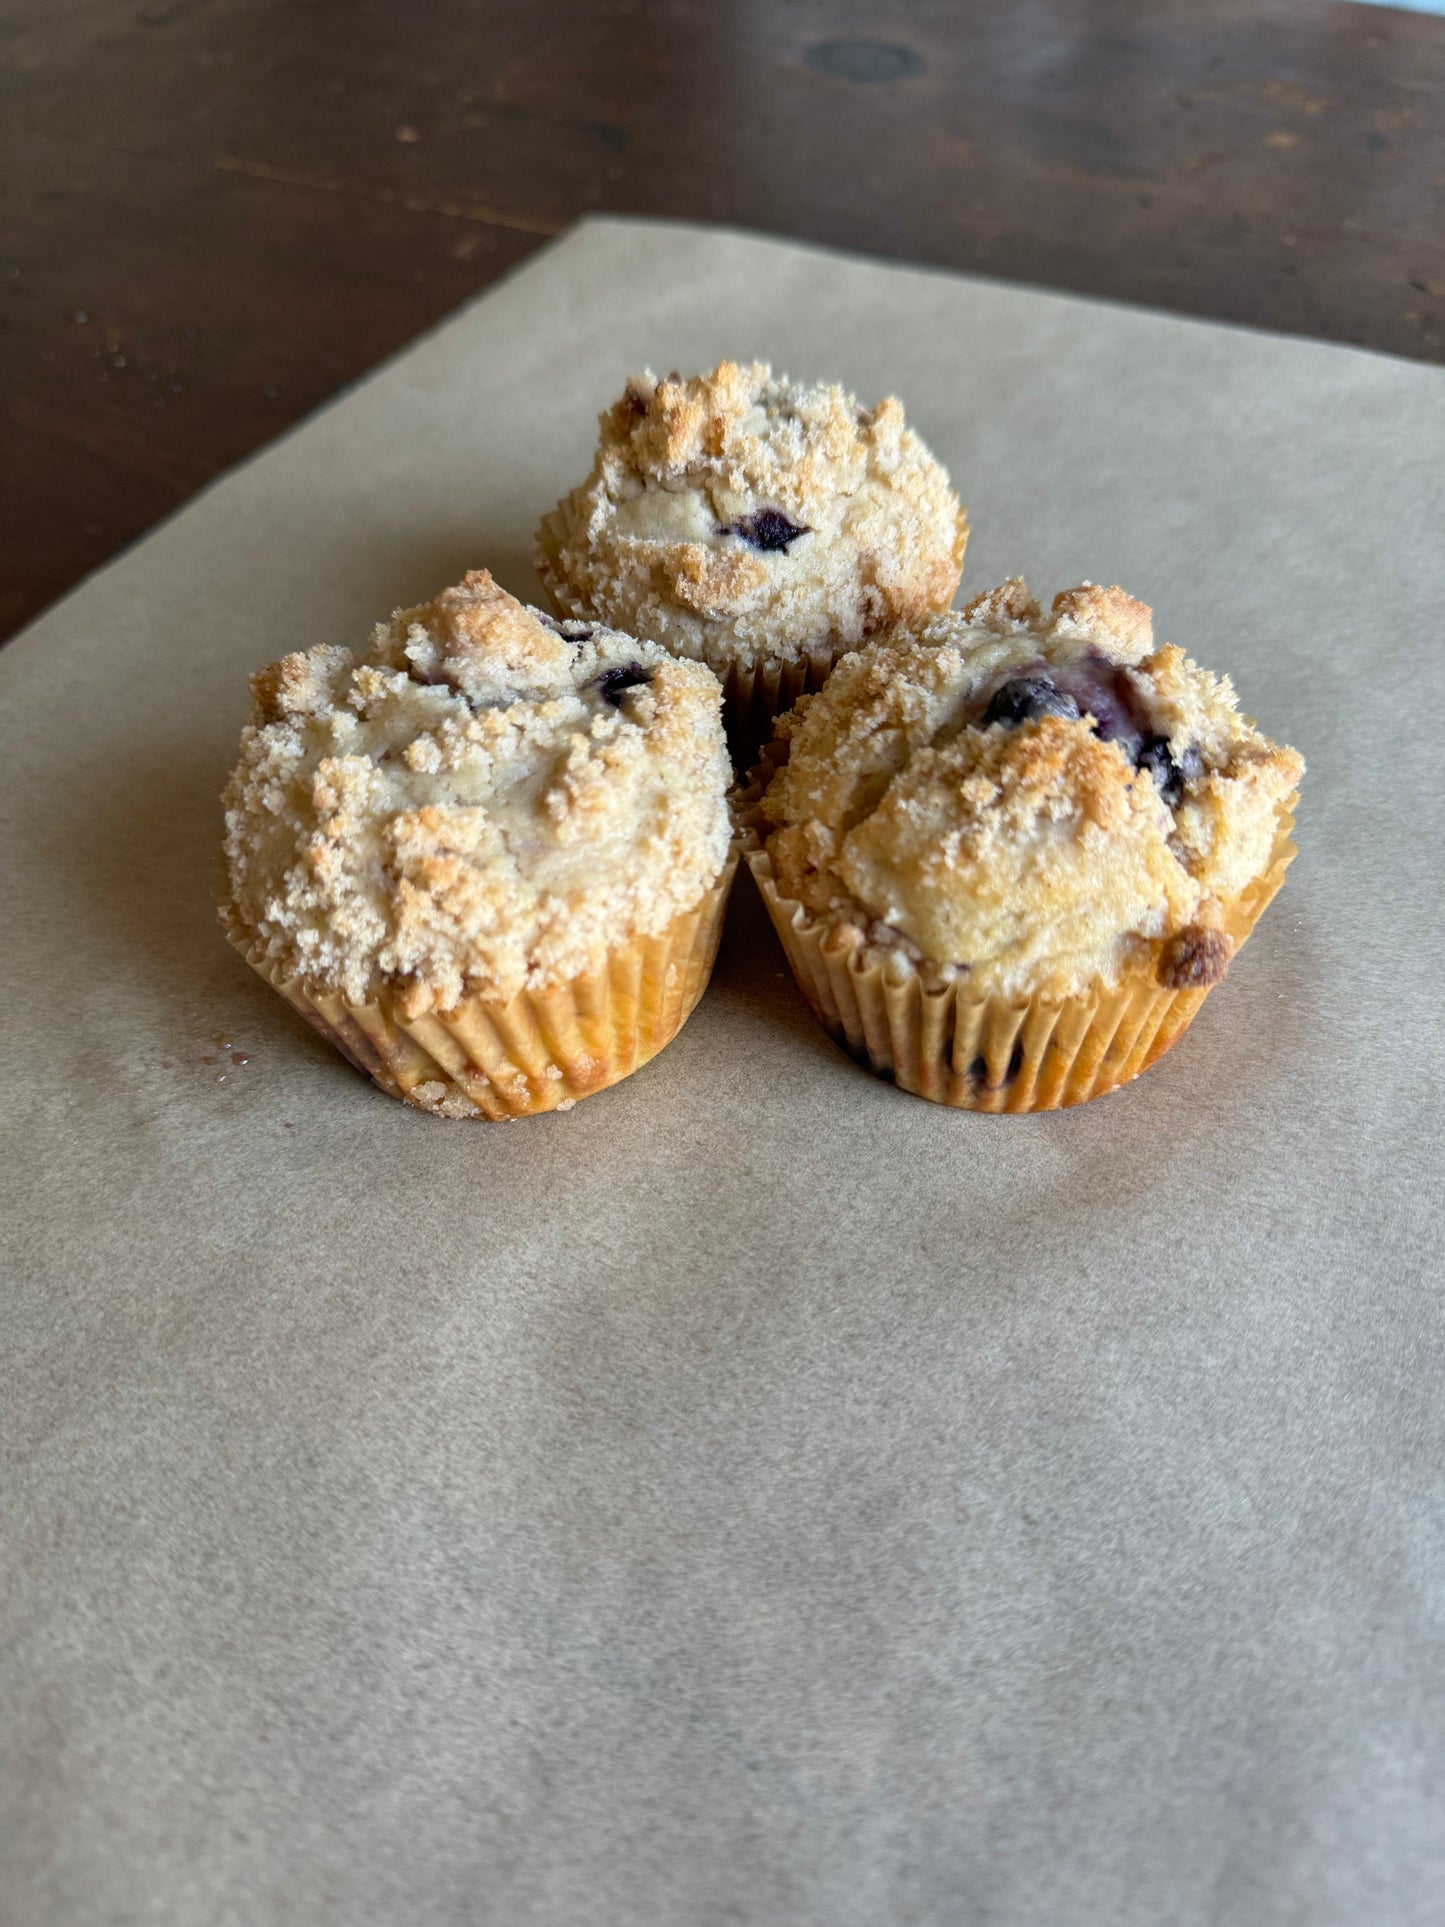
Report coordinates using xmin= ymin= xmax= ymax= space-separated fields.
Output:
xmin=222 ymin=851 xmax=739 ymax=1120
xmin=533 ymin=498 xmax=583 ymax=615
xmin=714 ymin=645 xmax=851 ymax=772
xmin=740 ymin=751 xmax=1297 ymax=1114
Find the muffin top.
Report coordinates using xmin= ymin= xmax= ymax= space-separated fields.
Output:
xmin=223 ymin=571 xmax=732 ymax=1012
xmin=760 ymin=579 xmax=1304 ymax=1002
xmin=536 ymin=360 xmax=968 ymax=676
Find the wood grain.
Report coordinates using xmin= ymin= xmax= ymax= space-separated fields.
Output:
xmin=3 ymin=0 xmax=1442 ymax=641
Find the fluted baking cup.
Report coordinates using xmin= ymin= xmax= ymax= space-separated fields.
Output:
xmin=533 ymin=499 xmax=582 ymax=615
xmin=713 ymin=645 xmax=847 ymax=771
xmin=742 ymin=756 xmax=1296 ymax=1113
xmin=223 ymin=852 xmax=739 ymax=1120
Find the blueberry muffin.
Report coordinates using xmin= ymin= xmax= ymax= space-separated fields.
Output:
xmin=536 ymin=361 xmax=968 ymax=764
xmin=222 ymin=570 xmax=737 ymax=1118
xmin=745 ymin=579 xmax=1303 ymax=1111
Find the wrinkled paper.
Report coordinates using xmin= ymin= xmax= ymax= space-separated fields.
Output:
xmin=3 ymin=219 xmax=1442 ymax=1927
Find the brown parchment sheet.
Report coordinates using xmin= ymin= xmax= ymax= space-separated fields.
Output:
xmin=2 ymin=218 xmax=1442 ymax=1927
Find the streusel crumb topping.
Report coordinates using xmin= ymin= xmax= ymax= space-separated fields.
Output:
xmin=223 ymin=571 xmax=732 ymax=1011
xmin=762 ymin=580 xmax=1303 ymax=1002
xmin=536 ymin=361 xmax=968 ymax=675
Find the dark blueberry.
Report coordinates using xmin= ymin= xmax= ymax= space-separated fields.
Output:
xmin=720 ymin=508 xmax=811 ymax=553
xmin=592 ymin=662 xmax=653 ymax=706
xmin=980 ymin=676 xmax=1082 ymax=729
xmin=1049 ymin=651 xmax=1148 ymax=756
xmin=1135 ymin=734 xmax=1197 ymax=807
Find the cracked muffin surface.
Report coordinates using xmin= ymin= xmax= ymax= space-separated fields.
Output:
xmin=536 ymin=360 xmax=968 ymax=677
xmin=223 ymin=570 xmax=732 ymax=1015
xmin=760 ymin=579 xmax=1303 ymax=1004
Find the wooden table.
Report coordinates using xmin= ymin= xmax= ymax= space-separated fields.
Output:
xmin=3 ymin=0 xmax=1441 ymax=643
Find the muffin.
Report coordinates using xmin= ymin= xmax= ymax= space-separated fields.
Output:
xmin=536 ymin=360 xmax=968 ymax=765
xmin=744 ymin=579 xmax=1303 ymax=1112
xmin=222 ymin=570 xmax=737 ymax=1118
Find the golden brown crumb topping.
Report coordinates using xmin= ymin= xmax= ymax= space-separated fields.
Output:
xmin=223 ymin=571 xmax=732 ymax=1010
xmin=761 ymin=580 xmax=1303 ymax=1001
xmin=536 ymin=361 xmax=968 ymax=674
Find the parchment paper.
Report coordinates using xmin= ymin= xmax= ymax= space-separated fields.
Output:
xmin=3 ymin=219 xmax=1442 ymax=1927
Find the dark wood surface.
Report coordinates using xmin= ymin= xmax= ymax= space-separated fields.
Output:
xmin=4 ymin=0 xmax=1442 ymax=643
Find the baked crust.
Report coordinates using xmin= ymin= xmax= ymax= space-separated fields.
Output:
xmin=761 ymin=580 xmax=1303 ymax=1003
xmin=536 ymin=361 xmax=968 ymax=676
xmin=223 ymin=570 xmax=733 ymax=1012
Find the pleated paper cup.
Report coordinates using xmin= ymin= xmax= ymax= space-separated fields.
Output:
xmin=222 ymin=850 xmax=739 ymax=1121
xmin=533 ymin=498 xmax=583 ymax=617
xmin=741 ymin=752 xmax=1297 ymax=1113
xmin=713 ymin=644 xmax=848 ymax=772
